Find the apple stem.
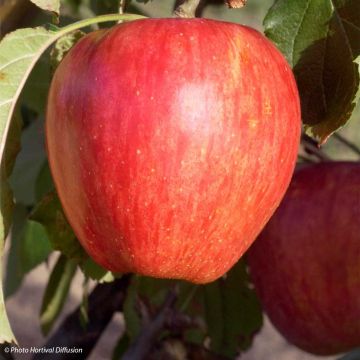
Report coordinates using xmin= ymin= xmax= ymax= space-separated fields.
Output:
xmin=119 ymin=0 xmax=126 ymax=15
xmin=173 ymin=0 xmax=202 ymax=18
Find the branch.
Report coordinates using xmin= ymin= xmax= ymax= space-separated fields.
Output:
xmin=32 ymin=275 xmax=131 ymax=360
xmin=173 ymin=0 xmax=202 ymax=18
xmin=122 ymin=290 xmax=178 ymax=360
xmin=301 ymin=134 xmax=332 ymax=162
xmin=119 ymin=0 xmax=126 ymax=15
xmin=333 ymin=133 xmax=360 ymax=157
xmin=298 ymin=154 xmax=317 ymax=163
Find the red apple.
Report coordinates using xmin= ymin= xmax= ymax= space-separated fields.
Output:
xmin=247 ymin=162 xmax=360 ymax=354
xmin=46 ymin=18 xmax=300 ymax=283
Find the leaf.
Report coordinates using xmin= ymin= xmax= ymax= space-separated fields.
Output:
xmin=35 ymin=160 xmax=54 ymax=201
xmin=50 ymin=30 xmax=85 ymax=72
xmin=9 ymin=118 xmax=46 ymax=206
xmin=21 ymin=55 xmax=51 ymax=114
xmin=29 ymin=0 xmax=60 ymax=15
xmin=203 ymin=260 xmax=263 ymax=358
xmin=0 ymin=111 xmax=21 ymax=345
xmin=79 ymin=278 xmax=89 ymax=329
xmin=0 ymin=27 xmax=55 ymax=164
xmin=30 ymin=191 xmax=86 ymax=261
xmin=80 ymin=257 xmax=115 ymax=283
xmin=40 ymin=254 xmax=77 ymax=335
xmin=112 ymin=334 xmax=131 ymax=360
xmin=0 ymin=111 xmax=21 ymax=242
xmin=123 ymin=277 xmax=143 ymax=340
xmin=264 ymin=0 xmax=360 ymax=143
xmin=5 ymin=205 xmax=52 ymax=298
xmin=137 ymin=276 xmax=173 ymax=307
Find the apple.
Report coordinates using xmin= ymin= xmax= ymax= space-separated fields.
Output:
xmin=46 ymin=18 xmax=300 ymax=283
xmin=247 ymin=162 xmax=360 ymax=354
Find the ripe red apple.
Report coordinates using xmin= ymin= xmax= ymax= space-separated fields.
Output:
xmin=247 ymin=162 xmax=360 ymax=354
xmin=46 ymin=18 xmax=300 ymax=283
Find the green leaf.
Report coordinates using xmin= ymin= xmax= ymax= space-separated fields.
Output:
xmin=0 ymin=27 xmax=54 ymax=165
xmin=50 ymin=30 xmax=85 ymax=72
xmin=5 ymin=205 xmax=52 ymax=298
xmin=29 ymin=0 xmax=60 ymax=15
xmin=21 ymin=56 xmax=51 ymax=114
xmin=9 ymin=118 xmax=46 ymax=206
xmin=0 ymin=112 xmax=21 ymax=344
xmin=123 ymin=277 xmax=142 ymax=340
xmin=137 ymin=276 xmax=173 ymax=307
xmin=203 ymin=260 xmax=263 ymax=358
xmin=0 ymin=111 xmax=21 ymax=244
xmin=79 ymin=278 xmax=89 ymax=329
xmin=203 ymin=282 xmax=224 ymax=351
xmin=40 ymin=254 xmax=77 ymax=335
xmin=30 ymin=191 xmax=86 ymax=260
xmin=123 ymin=276 xmax=176 ymax=342
xmin=35 ymin=161 xmax=54 ymax=201
xmin=112 ymin=334 xmax=131 ymax=360
xmin=80 ymin=257 xmax=115 ymax=283
xmin=264 ymin=0 xmax=360 ymax=143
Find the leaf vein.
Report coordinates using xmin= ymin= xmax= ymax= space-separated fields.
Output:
xmin=0 ymin=54 xmax=35 ymax=73
xmin=291 ymin=0 xmax=312 ymax=66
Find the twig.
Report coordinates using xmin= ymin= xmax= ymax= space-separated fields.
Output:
xmin=301 ymin=134 xmax=332 ymax=162
xmin=119 ymin=0 xmax=126 ymax=15
xmin=32 ymin=275 xmax=131 ymax=360
xmin=298 ymin=154 xmax=317 ymax=163
xmin=333 ymin=133 xmax=360 ymax=157
xmin=173 ymin=0 xmax=202 ymax=18
xmin=122 ymin=290 xmax=178 ymax=360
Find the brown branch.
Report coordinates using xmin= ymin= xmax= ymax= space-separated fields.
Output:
xmin=173 ymin=0 xmax=202 ymax=18
xmin=333 ymin=133 xmax=360 ymax=157
xmin=32 ymin=275 xmax=131 ymax=360
xmin=298 ymin=154 xmax=317 ymax=164
xmin=119 ymin=0 xmax=127 ymax=15
xmin=301 ymin=134 xmax=332 ymax=162
xmin=122 ymin=290 xmax=178 ymax=360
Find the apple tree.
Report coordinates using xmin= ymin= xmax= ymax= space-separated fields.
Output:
xmin=0 ymin=0 xmax=359 ymax=359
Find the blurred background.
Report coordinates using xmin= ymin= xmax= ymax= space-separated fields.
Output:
xmin=1 ymin=0 xmax=359 ymax=359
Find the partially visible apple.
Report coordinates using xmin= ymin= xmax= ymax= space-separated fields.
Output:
xmin=247 ymin=162 xmax=360 ymax=354
xmin=46 ymin=18 xmax=300 ymax=284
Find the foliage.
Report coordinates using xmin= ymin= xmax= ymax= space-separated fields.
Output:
xmin=0 ymin=0 xmax=359 ymax=358
xmin=264 ymin=0 xmax=360 ymax=144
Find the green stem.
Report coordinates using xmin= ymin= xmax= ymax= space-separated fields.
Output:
xmin=56 ymin=13 xmax=146 ymax=37
xmin=173 ymin=0 xmax=202 ymax=18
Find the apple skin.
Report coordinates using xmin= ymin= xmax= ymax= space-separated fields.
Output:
xmin=46 ymin=18 xmax=300 ymax=283
xmin=247 ymin=162 xmax=360 ymax=354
